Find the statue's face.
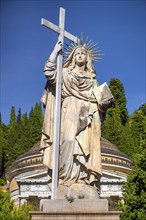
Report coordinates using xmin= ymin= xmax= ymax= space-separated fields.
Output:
xmin=74 ymin=48 xmax=87 ymax=65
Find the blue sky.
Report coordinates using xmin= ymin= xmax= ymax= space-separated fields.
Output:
xmin=1 ymin=0 xmax=146 ymax=124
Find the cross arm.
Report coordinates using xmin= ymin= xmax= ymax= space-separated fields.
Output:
xmin=41 ymin=18 xmax=79 ymax=44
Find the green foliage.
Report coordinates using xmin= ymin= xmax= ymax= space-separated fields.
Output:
xmin=0 ymin=122 xmax=8 ymax=177
xmin=17 ymin=108 xmax=22 ymax=124
xmin=129 ymin=108 xmax=146 ymax=152
xmin=9 ymin=106 xmax=16 ymax=128
xmin=138 ymin=103 xmax=146 ymax=116
xmin=102 ymin=79 xmax=128 ymax=152
xmin=5 ymin=106 xmax=17 ymax=168
xmin=0 ymin=102 xmax=43 ymax=177
xmin=27 ymin=103 xmax=43 ymax=147
xmin=12 ymin=203 xmax=32 ymax=220
xmin=119 ymin=122 xmax=135 ymax=157
xmin=0 ymin=178 xmax=6 ymax=186
xmin=118 ymin=146 xmax=146 ymax=219
xmin=102 ymin=105 xmax=135 ymax=156
xmin=0 ymin=189 xmax=32 ymax=220
xmin=102 ymin=106 xmax=123 ymax=148
xmin=0 ymin=189 xmax=14 ymax=220
xmin=109 ymin=78 xmax=128 ymax=125
xmin=13 ymin=103 xmax=43 ymax=157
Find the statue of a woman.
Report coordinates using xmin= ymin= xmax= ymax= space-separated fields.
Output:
xmin=40 ymin=41 xmax=112 ymax=198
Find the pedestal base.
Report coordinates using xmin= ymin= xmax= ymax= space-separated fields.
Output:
xmin=30 ymin=199 xmax=121 ymax=220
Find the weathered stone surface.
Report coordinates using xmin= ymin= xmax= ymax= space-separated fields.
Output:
xmin=67 ymin=183 xmax=100 ymax=200
xmin=56 ymin=184 xmax=68 ymax=199
xmin=30 ymin=211 xmax=121 ymax=220
xmin=42 ymin=199 xmax=108 ymax=212
xmin=56 ymin=183 xmax=99 ymax=200
xmin=30 ymin=199 xmax=121 ymax=219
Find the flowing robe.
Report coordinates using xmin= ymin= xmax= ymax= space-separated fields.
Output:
xmin=40 ymin=59 xmax=104 ymax=186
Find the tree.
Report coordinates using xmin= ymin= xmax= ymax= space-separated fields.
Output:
xmin=14 ymin=103 xmax=43 ymax=157
xmin=129 ymin=107 xmax=146 ymax=153
xmin=4 ymin=107 xmax=17 ymax=168
xmin=118 ymin=145 xmax=146 ymax=219
xmin=9 ymin=107 xmax=16 ymax=128
xmin=2 ymin=103 xmax=43 ymax=170
xmin=14 ymin=113 xmax=30 ymax=155
xmin=0 ymin=189 xmax=14 ymax=220
xmin=102 ymin=106 xmax=125 ymax=152
xmin=109 ymin=78 xmax=128 ymax=125
xmin=17 ymin=108 xmax=22 ymax=124
xmin=119 ymin=122 xmax=135 ymax=157
xmin=0 ymin=189 xmax=32 ymax=220
xmin=138 ymin=103 xmax=146 ymax=116
xmin=0 ymin=120 xmax=8 ymax=178
xmin=12 ymin=203 xmax=32 ymax=220
xmin=27 ymin=103 xmax=43 ymax=147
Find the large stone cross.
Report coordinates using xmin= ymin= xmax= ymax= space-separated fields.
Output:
xmin=41 ymin=8 xmax=79 ymax=199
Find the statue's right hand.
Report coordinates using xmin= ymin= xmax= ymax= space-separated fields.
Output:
xmin=53 ymin=41 xmax=63 ymax=54
xmin=49 ymin=41 xmax=63 ymax=62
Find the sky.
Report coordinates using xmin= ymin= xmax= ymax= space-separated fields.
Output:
xmin=1 ymin=0 xmax=146 ymax=124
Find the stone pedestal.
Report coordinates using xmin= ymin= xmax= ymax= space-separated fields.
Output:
xmin=30 ymin=199 xmax=121 ymax=220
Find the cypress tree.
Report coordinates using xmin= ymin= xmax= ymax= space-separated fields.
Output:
xmin=14 ymin=113 xmax=30 ymax=155
xmin=0 ymin=112 xmax=8 ymax=179
xmin=0 ymin=122 xmax=8 ymax=178
xmin=14 ymin=103 xmax=43 ymax=155
xmin=4 ymin=106 xmax=17 ymax=168
xmin=102 ymin=106 xmax=124 ymax=151
xmin=9 ymin=106 xmax=16 ymax=128
xmin=129 ymin=106 xmax=146 ymax=153
xmin=17 ymin=108 xmax=22 ymax=124
xmin=27 ymin=103 xmax=43 ymax=146
xmin=120 ymin=122 xmax=135 ymax=157
xmin=15 ymin=108 xmax=22 ymax=145
xmin=109 ymin=78 xmax=128 ymax=125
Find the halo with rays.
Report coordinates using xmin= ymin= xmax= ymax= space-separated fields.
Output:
xmin=64 ymin=34 xmax=103 ymax=62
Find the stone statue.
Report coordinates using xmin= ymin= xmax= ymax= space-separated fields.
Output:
xmin=40 ymin=40 xmax=113 ymax=199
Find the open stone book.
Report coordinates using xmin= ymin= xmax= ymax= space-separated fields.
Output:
xmin=93 ymin=82 xmax=114 ymax=105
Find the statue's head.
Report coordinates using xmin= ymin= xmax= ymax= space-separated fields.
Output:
xmin=74 ymin=47 xmax=87 ymax=65
xmin=63 ymin=37 xmax=102 ymax=74
xmin=63 ymin=46 xmax=94 ymax=74
xmin=74 ymin=46 xmax=87 ymax=59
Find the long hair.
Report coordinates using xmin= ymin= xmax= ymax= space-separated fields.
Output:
xmin=63 ymin=46 xmax=96 ymax=76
